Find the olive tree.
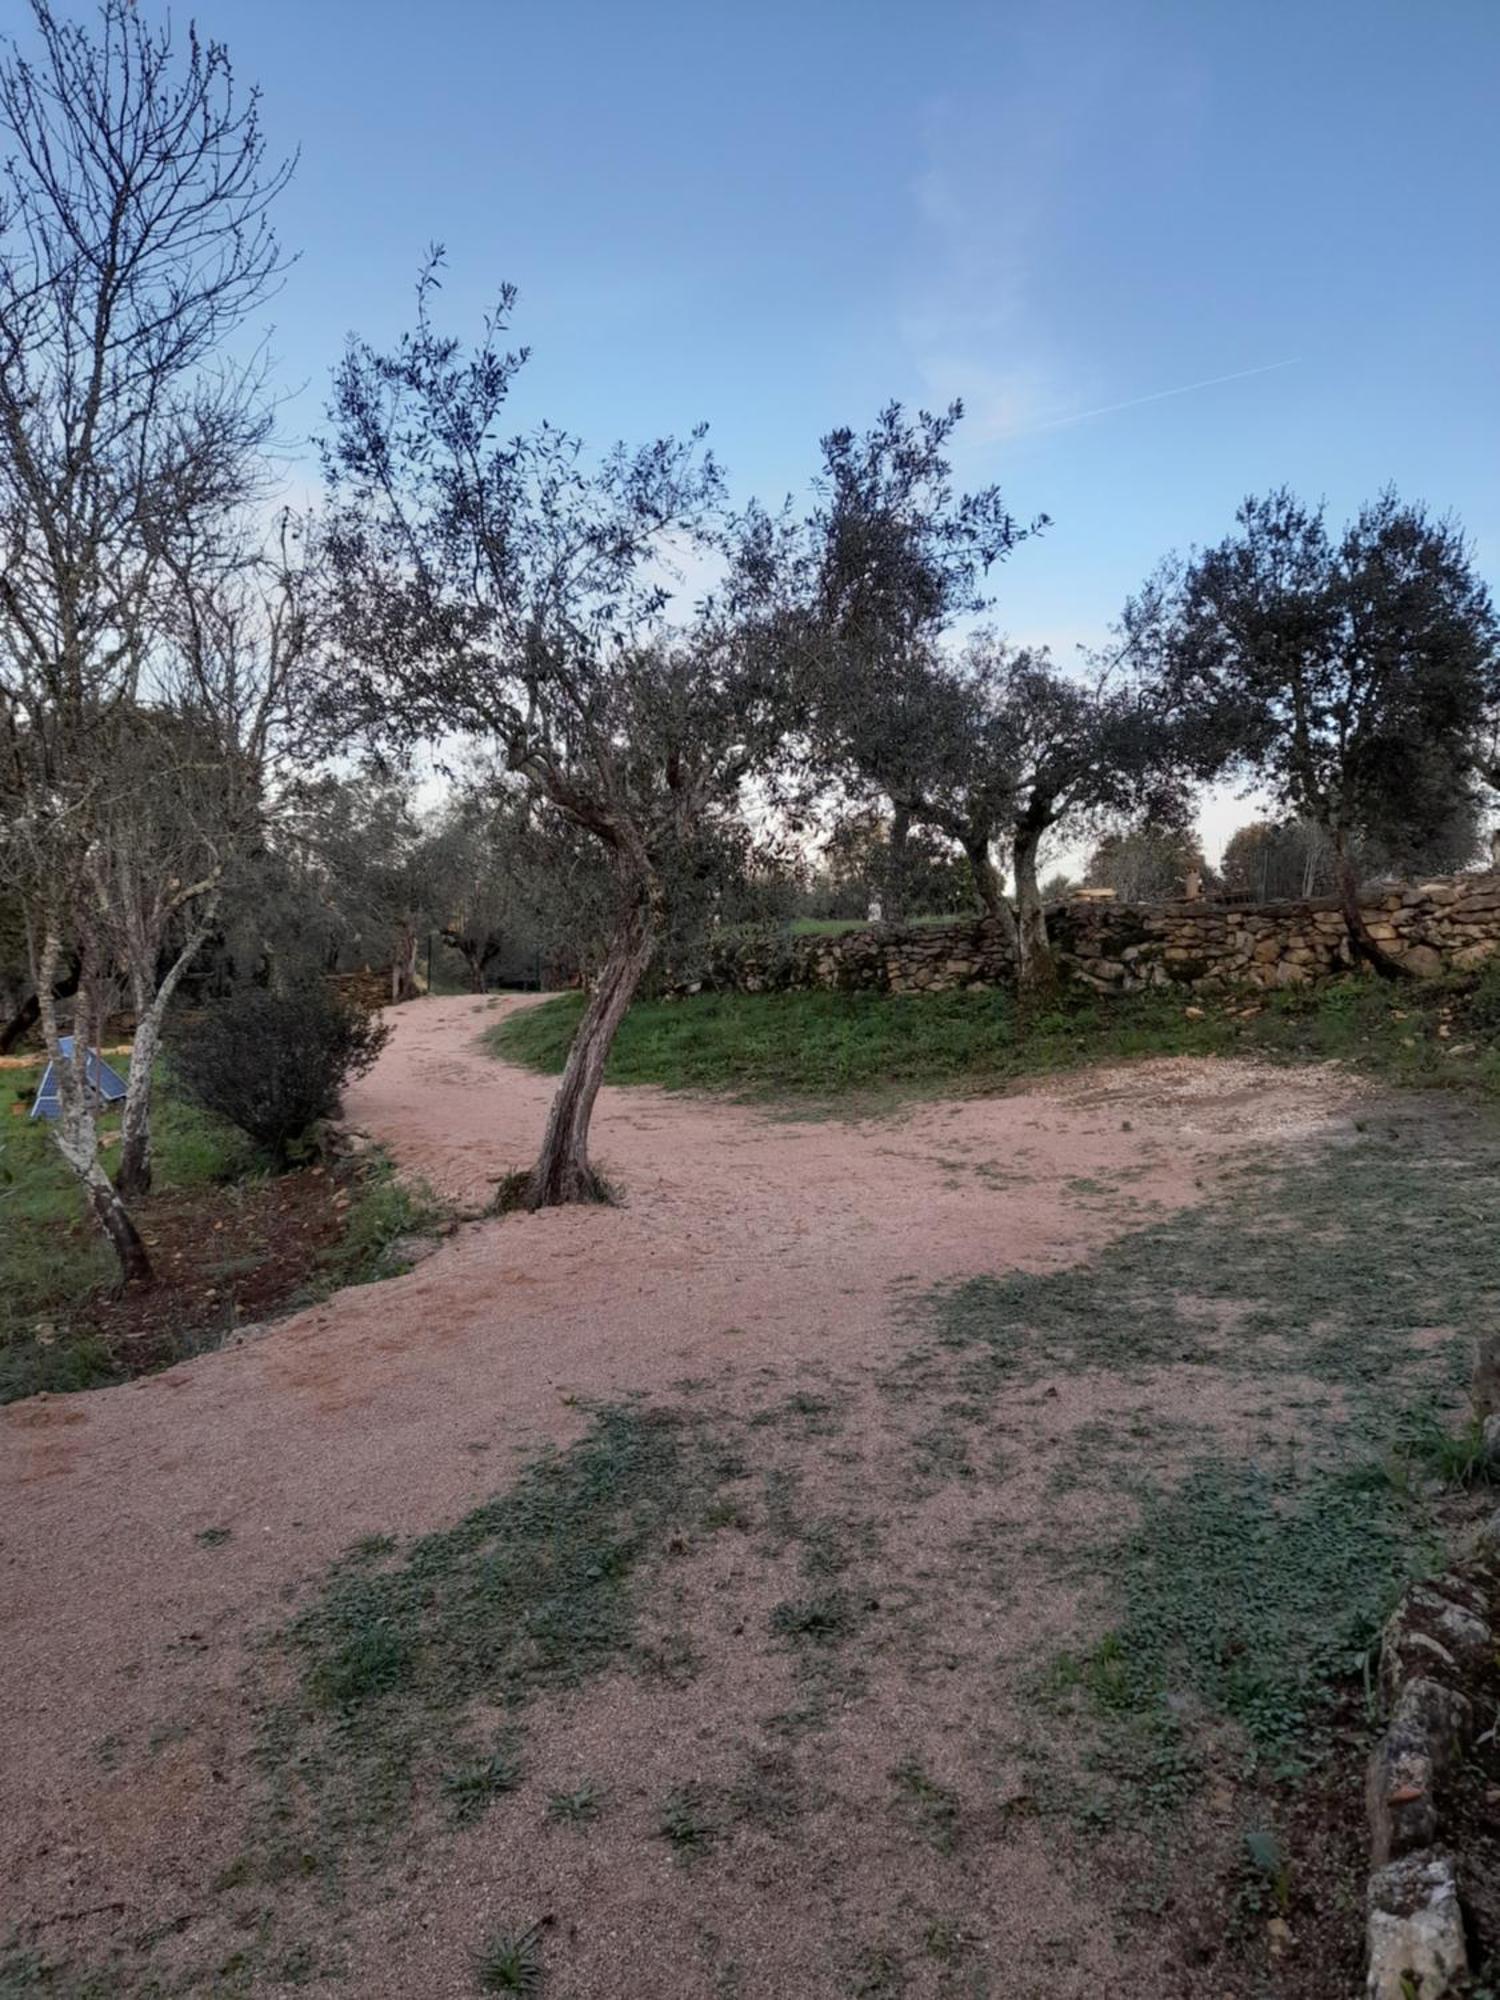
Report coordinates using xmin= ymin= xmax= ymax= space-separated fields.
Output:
xmin=322 ymin=268 xmax=792 ymax=1206
xmin=1129 ymin=489 xmax=1499 ymax=975
xmin=969 ymin=637 xmax=1195 ymax=986
xmin=796 ymin=403 xmax=1042 ymax=922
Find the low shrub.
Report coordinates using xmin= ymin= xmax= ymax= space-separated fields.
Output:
xmin=167 ymin=984 xmax=389 ymax=1164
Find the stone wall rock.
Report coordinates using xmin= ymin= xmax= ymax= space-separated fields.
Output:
xmin=1361 ymin=1510 xmax=1500 ymax=1995
xmin=671 ymin=873 xmax=1500 ymax=1000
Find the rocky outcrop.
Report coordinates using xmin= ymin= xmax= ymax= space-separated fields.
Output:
xmin=671 ymin=874 xmax=1500 ymax=999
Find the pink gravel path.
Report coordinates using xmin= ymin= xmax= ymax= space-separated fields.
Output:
xmin=0 ymin=997 xmax=1365 ymax=1996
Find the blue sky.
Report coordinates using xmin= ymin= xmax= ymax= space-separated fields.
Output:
xmin=208 ymin=0 xmax=1498 ymax=847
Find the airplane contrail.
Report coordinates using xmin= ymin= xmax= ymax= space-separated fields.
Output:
xmin=1014 ymin=358 xmax=1301 ymax=437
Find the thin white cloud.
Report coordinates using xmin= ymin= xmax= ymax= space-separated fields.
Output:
xmin=1002 ymin=358 xmax=1301 ymax=440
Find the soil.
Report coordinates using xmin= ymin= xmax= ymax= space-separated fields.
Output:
xmin=62 ymin=1164 xmax=356 ymax=1373
xmin=0 ymin=997 xmax=1388 ymax=1997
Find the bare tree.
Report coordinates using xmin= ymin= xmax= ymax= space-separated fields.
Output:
xmin=322 ymin=266 xmax=792 ymax=1206
xmin=0 ymin=0 xmax=292 ymax=1280
xmin=101 ymin=535 xmax=314 ymax=1196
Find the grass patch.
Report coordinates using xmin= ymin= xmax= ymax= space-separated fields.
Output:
xmin=309 ymin=1150 xmax=447 ymax=1290
xmin=490 ymin=967 xmax=1500 ymax=1106
xmin=545 ymin=1781 xmax=604 ymax=1826
xmin=441 ymin=1732 xmax=524 ymax=1822
xmin=0 ymin=1062 xmax=258 ymax=1402
xmin=769 ymin=1588 xmax=862 ymax=1647
xmin=489 ymin=985 xmax=1226 ymax=1100
xmin=274 ymin=1406 xmax=738 ymax=1840
xmin=915 ymin=1120 xmax=1500 ymax=1404
xmin=657 ymin=1785 xmax=721 ymax=1858
xmin=890 ymin=1757 xmax=962 ymax=1853
xmin=0 ymin=1071 xmax=445 ymax=1405
xmin=890 ymin=1108 xmax=1499 ymax=1828
xmin=1042 ymin=1452 xmax=1436 ymax=1811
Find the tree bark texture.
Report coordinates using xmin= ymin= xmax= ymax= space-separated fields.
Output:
xmin=1012 ymin=830 xmax=1057 ymax=992
xmin=1333 ymin=836 xmax=1408 ymax=980
xmin=527 ymin=886 xmax=657 ymax=1208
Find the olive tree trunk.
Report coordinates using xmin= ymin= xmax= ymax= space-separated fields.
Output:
xmin=1012 ymin=830 xmax=1057 ymax=991
xmin=883 ymin=803 xmax=911 ymax=923
xmin=962 ymin=835 xmax=1016 ymax=940
xmin=391 ymin=922 xmax=421 ymax=1003
xmin=526 ymin=884 xmax=658 ymax=1209
xmin=1333 ymin=834 xmax=1407 ymax=980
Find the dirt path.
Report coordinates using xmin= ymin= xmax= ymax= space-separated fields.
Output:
xmin=0 ymin=997 xmax=1369 ymax=1998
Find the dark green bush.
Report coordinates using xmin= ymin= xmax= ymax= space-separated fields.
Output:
xmin=167 ymin=985 xmax=389 ymax=1164
xmin=1462 ymin=957 xmax=1500 ymax=1036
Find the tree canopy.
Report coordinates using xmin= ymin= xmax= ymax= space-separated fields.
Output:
xmin=1129 ymin=487 xmax=1499 ymax=971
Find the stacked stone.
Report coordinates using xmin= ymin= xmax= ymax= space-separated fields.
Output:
xmin=665 ymin=873 xmax=1500 ymax=1000
xmin=1363 ymin=1512 xmax=1500 ymax=1996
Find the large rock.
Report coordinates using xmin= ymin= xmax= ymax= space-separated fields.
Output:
xmin=1367 ymin=1852 xmax=1468 ymax=1998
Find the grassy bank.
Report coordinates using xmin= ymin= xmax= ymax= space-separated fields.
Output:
xmin=490 ymin=970 xmax=1500 ymax=1103
xmin=0 ymin=1062 xmax=441 ymax=1405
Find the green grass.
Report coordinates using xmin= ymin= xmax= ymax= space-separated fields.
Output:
xmin=0 ymin=1061 xmax=258 ymax=1401
xmin=489 ymin=969 xmax=1500 ymax=1105
xmin=784 ymin=913 xmax=966 ymax=937
xmin=891 ymin=1099 xmax=1500 ymax=1819
xmin=0 ymin=1058 xmax=445 ymax=1404
xmin=441 ymin=1733 xmax=524 ymax=1823
xmin=308 ymin=1152 xmax=447 ymax=1292
xmin=475 ymin=1923 xmax=544 ymax=1995
xmin=1042 ymin=1455 xmax=1434 ymax=1811
xmin=657 ymin=1785 xmax=721 ymax=1858
xmin=890 ymin=1757 xmax=962 ymax=1854
xmin=911 ymin=1120 xmax=1499 ymax=1402
xmin=545 ymin=1781 xmax=604 ymax=1826
xmin=273 ymin=1405 xmax=741 ymax=1841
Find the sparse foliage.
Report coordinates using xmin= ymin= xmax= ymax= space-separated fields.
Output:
xmin=320 ymin=263 xmax=795 ymax=1204
xmin=0 ymin=0 xmax=293 ymax=1278
xmin=795 ymin=403 xmax=1042 ymax=923
xmin=1085 ymin=824 xmax=1213 ymax=903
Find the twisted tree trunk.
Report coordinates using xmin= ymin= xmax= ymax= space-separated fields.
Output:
xmin=1333 ymin=833 xmax=1407 ymax=980
xmin=526 ymin=882 xmax=658 ymax=1208
xmin=962 ymin=834 xmax=1016 ymax=939
xmin=391 ymin=921 xmax=421 ymax=1003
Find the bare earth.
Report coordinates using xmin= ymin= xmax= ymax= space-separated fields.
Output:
xmin=0 ymin=996 xmax=1368 ymax=1998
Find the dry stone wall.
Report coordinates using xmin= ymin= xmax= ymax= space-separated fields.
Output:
xmin=672 ymin=874 xmax=1500 ymax=998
